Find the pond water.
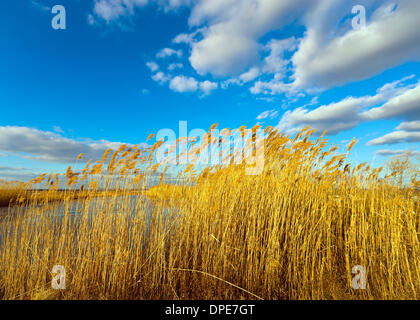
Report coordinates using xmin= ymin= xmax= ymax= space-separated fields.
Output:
xmin=0 ymin=195 xmax=181 ymax=248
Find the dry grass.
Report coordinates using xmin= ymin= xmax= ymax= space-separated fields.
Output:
xmin=0 ymin=180 xmax=135 ymax=208
xmin=0 ymin=181 xmax=26 ymax=207
xmin=0 ymin=126 xmax=418 ymax=300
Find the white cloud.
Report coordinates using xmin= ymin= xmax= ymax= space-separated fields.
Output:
xmin=168 ymin=63 xmax=183 ymax=71
xmin=221 ymin=67 xmax=261 ymax=89
xmin=167 ymin=76 xmax=218 ymax=95
xmin=90 ymin=0 xmax=193 ymax=23
xmin=92 ymin=0 xmax=149 ymax=23
xmin=396 ymin=121 xmax=420 ymax=132
xmin=184 ymin=0 xmax=420 ymax=93
xmin=375 ymin=149 xmax=420 ymax=156
xmin=90 ymin=0 xmax=420 ymax=98
xmin=146 ymin=64 xmax=218 ymax=96
xmin=188 ymin=0 xmax=311 ymax=77
xmin=256 ymin=110 xmax=279 ymax=120
xmin=199 ymin=80 xmax=218 ymax=95
xmin=0 ymin=166 xmax=42 ymax=182
xmin=87 ymin=14 xmax=97 ymax=26
xmin=156 ymin=48 xmax=183 ymax=59
xmin=173 ymin=32 xmax=197 ymax=45
xmin=157 ymin=0 xmax=193 ymax=12
xmin=248 ymin=37 xmax=299 ymax=95
xmin=366 ymin=119 xmax=420 ymax=147
xmin=190 ymin=33 xmax=260 ymax=77
xmin=292 ymin=0 xmax=420 ymax=89
xmin=251 ymin=75 xmax=295 ymax=96
xmin=361 ymin=81 xmax=420 ymax=121
xmin=151 ymin=71 xmax=170 ymax=84
xmin=0 ymin=126 xmax=141 ymax=163
xmin=146 ymin=61 xmax=159 ymax=72
xmin=278 ymin=97 xmax=362 ymax=135
xmin=263 ymin=37 xmax=297 ymax=75
xmin=276 ymin=76 xmax=418 ymax=135
xmin=367 ymin=131 xmax=420 ymax=146
xmin=169 ymin=75 xmax=198 ymax=92
xmin=239 ymin=67 xmax=261 ymax=83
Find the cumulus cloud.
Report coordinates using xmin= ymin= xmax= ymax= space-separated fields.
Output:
xmin=146 ymin=63 xmax=218 ymax=96
xmin=166 ymin=75 xmax=218 ymax=95
xmin=262 ymin=37 xmax=297 ymax=75
xmin=239 ymin=67 xmax=261 ymax=83
xmin=90 ymin=0 xmax=194 ymax=23
xmin=168 ymin=63 xmax=183 ymax=71
xmin=172 ymin=32 xmax=197 ymax=45
xmin=146 ymin=61 xmax=159 ymax=72
xmin=221 ymin=67 xmax=261 ymax=89
xmin=278 ymin=97 xmax=362 ymax=135
xmin=251 ymin=75 xmax=295 ymax=96
xmin=184 ymin=0 xmax=420 ymax=94
xmin=292 ymin=0 xmax=420 ymax=89
xmin=169 ymin=75 xmax=198 ymax=92
xmin=276 ymin=76 xmax=419 ymax=135
xmin=91 ymin=0 xmax=420 ymax=97
xmin=151 ymin=71 xmax=170 ymax=84
xmin=156 ymin=48 xmax=183 ymax=59
xmin=248 ymin=37 xmax=301 ymax=95
xmin=0 ymin=126 xmax=142 ymax=163
xmin=188 ymin=0 xmax=311 ymax=77
xmin=361 ymin=81 xmax=420 ymax=121
xmin=190 ymin=34 xmax=260 ymax=77
xmin=182 ymin=0 xmax=420 ymax=89
xmin=92 ymin=0 xmax=149 ymax=23
xmin=199 ymin=80 xmax=218 ymax=95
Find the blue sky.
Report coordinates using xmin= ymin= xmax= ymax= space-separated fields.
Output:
xmin=0 ymin=0 xmax=419 ymax=180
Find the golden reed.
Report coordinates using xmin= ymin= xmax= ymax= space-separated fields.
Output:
xmin=0 ymin=125 xmax=418 ymax=299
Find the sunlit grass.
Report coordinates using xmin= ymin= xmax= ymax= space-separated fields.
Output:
xmin=0 ymin=181 xmax=26 ymax=207
xmin=0 ymin=126 xmax=418 ymax=300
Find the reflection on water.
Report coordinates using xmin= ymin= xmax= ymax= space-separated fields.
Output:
xmin=0 ymin=195 xmax=180 ymax=249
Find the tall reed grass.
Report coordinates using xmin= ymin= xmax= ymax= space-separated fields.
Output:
xmin=0 ymin=126 xmax=418 ymax=299
xmin=0 ymin=181 xmax=26 ymax=207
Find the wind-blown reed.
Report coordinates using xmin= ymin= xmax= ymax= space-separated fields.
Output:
xmin=0 ymin=126 xmax=418 ymax=299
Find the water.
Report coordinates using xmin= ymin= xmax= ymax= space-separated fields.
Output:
xmin=0 ymin=195 xmax=181 ymax=249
